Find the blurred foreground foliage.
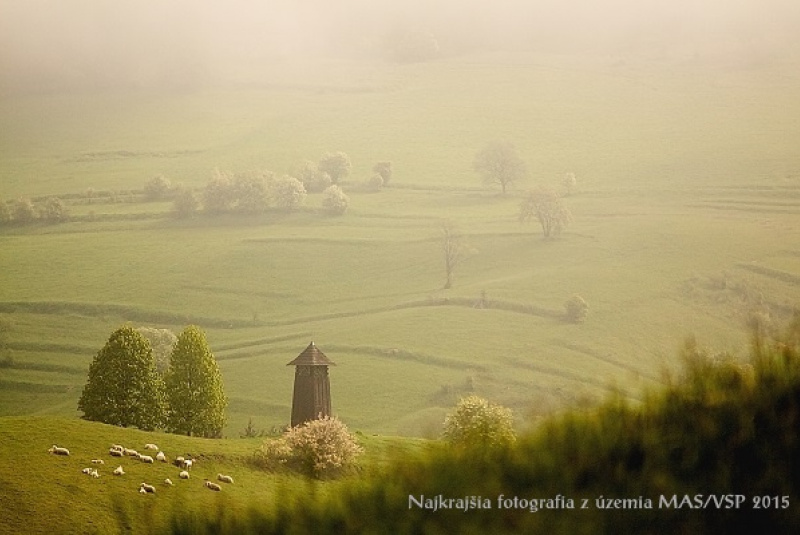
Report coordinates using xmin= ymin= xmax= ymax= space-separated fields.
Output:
xmin=167 ymin=318 xmax=800 ymax=534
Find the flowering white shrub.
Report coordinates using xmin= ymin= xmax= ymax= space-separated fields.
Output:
xmin=258 ymin=416 xmax=363 ymax=478
xmin=442 ymin=395 xmax=515 ymax=450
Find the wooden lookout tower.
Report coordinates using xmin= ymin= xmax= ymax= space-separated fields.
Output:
xmin=287 ymin=342 xmax=336 ymax=428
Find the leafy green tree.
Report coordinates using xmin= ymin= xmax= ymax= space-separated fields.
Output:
xmin=442 ymin=395 xmax=515 ymax=450
xmin=321 ymin=185 xmax=349 ymax=215
xmin=269 ymin=175 xmax=307 ymax=209
xmin=78 ymin=326 xmax=166 ymax=430
xmin=296 ymin=161 xmax=332 ymax=193
xmin=165 ymin=325 xmax=228 ymax=437
xmin=203 ymin=169 xmax=236 ymax=213
xmin=233 ymin=171 xmax=272 ymax=213
xmin=171 ymin=184 xmax=200 ymax=218
xmin=144 ymin=175 xmax=172 ymax=200
xmin=13 ymin=197 xmax=37 ymax=224
xmin=372 ymin=161 xmax=392 ymax=185
xmin=41 ymin=197 xmax=69 ymax=223
xmin=474 ymin=141 xmax=527 ymax=195
xmin=318 ymin=152 xmax=352 ymax=185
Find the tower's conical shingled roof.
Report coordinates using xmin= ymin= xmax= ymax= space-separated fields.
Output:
xmin=286 ymin=342 xmax=336 ymax=366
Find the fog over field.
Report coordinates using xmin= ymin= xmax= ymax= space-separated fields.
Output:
xmin=2 ymin=0 xmax=799 ymax=92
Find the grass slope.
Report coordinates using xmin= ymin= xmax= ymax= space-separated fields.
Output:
xmin=0 ymin=416 xmax=424 ymax=534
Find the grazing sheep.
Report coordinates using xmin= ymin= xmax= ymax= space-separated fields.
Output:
xmin=48 ymin=445 xmax=70 ymax=456
xmin=124 ymin=448 xmax=139 ymax=457
xmin=203 ymin=480 xmax=221 ymax=491
xmin=91 ymin=459 xmax=105 ymax=465
xmin=139 ymin=455 xmax=154 ymax=464
xmin=178 ymin=471 xmax=189 ymax=480
xmin=109 ymin=448 xmax=123 ymax=457
xmin=140 ymin=483 xmax=156 ymax=494
xmin=111 ymin=444 xmax=124 ymax=451
xmin=174 ymin=456 xmax=185 ymax=467
xmin=155 ymin=451 xmax=166 ymax=462
xmin=90 ymin=469 xmax=100 ymax=478
xmin=182 ymin=459 xmax=193 ymax=470
xmin=217 ymin=474 xmax=234 ymax=484
xmin=164 ymin=478 xmax=173 ymax=486
xmin=144 ymin=443 xmax=158 ymax=451
xmin=81 ymin=468 xmax=92 ymax=475
xmin=113 ymin=466 xmax=125 ymax=476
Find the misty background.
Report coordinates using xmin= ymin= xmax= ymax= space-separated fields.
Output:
xmin=2 ymin=0 xmax=799 ymax=94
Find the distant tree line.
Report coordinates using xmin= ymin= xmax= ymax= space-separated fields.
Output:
xmin=0 ymin=196 xmax=69 ymax=226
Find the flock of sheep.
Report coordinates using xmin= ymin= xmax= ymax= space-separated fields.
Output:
xmin=48 ymin=442 xmax=235 ymax=494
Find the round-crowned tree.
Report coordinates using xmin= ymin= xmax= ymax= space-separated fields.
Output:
xmin=318 ymin=152 xmax=352 ymax=185
xmin=78 ymin=326 xmax=166 ymax=430
xmin=322 ymin=185 xmax=349 ymax=215
xmin=165 ymin=325 xmax=228 ymax=437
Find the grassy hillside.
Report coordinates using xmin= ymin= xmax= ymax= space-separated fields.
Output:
xmin=2 ymin=52 xmax=800 ymax=436
xmin=0 ymin=415 xmax=424 ymax=534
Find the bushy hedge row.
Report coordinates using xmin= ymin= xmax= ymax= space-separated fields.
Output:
xmin=169 ymin=324 xmax=800 ymax=534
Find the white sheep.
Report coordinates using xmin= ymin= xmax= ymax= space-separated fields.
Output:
xmin=111 ymin=444 xmax=124 ymax=451
xmin=109 ymin=448 xmax=123 ymax=457
xmin=139 ymin=487 xmax=147 ymax=495
xmin=164 ymin=478 xmax=173 ymax=486
xmin=139 ymin=455 xmax=154 ymax=464
xmin=91 ymin=469 xmax=100 ymax=478
xmin=174 ymin=456 xmax=185 ymax=467
xmin=144 ymin=443 xmax=159 ymax=451
xmin=182 ymin=459 xmax=193 ymax=470
xmin=140 ymin=483 xmax=156 ymax=494
xmin=91 ymin=459 xmax=105 ymax=465
xmin=113 ymin=466 xmax=125 ymax=476
xmin=81 ymin=468 xmax=92 ymax=475
xmin=124 ymin=448 xmax=139 ymax=457
xmin=178 ymin=471 xmax=190 ymax=480
xmin=216 ymin=474 xmax=234 ymax=484
xmin=48 ymin=445 xmax=70 ymax=456
xmin=156 ymin=451 xmax=166 ymax=462
xmin=203 ymin=480 xmax=221 ymax=491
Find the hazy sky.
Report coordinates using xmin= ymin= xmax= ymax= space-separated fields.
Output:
xmin=1 ymin=0 xmax=798 ymax=92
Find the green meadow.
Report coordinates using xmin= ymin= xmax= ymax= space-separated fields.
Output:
xmin=2 ymin=52 xmax=800 ymax=439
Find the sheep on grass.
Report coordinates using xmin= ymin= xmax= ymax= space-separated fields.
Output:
xmin=178 ymin=470 xmax=190 ymax=480
xmin=217 ymin=474 xmax=234 ymax=484
xmin=204 ymin=480 xmax=221 ymax=491
xmin=140 ymin=483 xmax=156 ymax=494
xmin=113 ymin=466 xmax=125 ymax=476
xmin=48 ymin=445 xmax=70 ymax=456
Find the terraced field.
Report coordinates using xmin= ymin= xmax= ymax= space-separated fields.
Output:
xmin=2 ymin=53 xmax=800 ymax=437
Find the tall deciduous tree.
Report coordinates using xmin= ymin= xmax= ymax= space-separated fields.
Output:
xmin=441 ymin=219 xmax=468 ymax=290
xmin=165 ymin=325 xmax=227 ymax=437
xmin=474 ymin=142 xmax=527 ymax=195
xmin=78 ymin=326 xmax=166 ymax=430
